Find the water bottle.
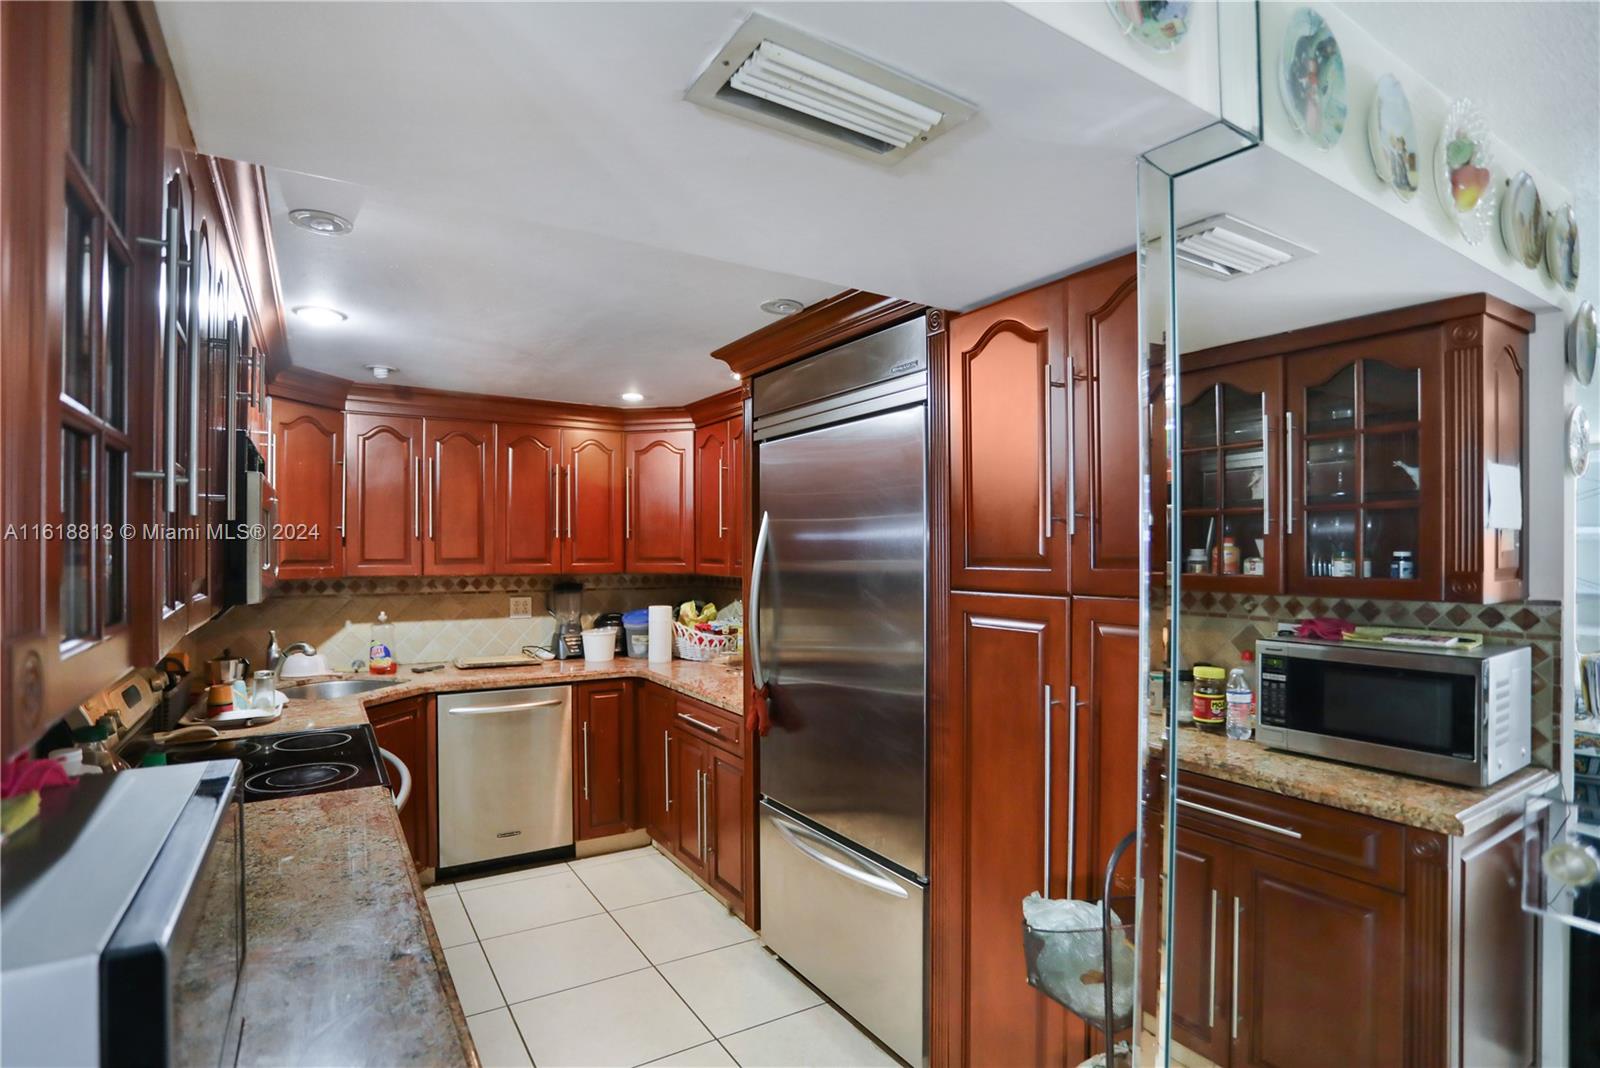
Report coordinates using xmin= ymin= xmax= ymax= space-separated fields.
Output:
xmin=1226 ymin=651 xmax=1255 ymax=741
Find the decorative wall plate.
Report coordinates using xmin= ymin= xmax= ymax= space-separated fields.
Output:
xmin=1545 ymin=203 xmax=1581 ymax=292
xmin=1279 ymin=8 xmax=1347 ymax=149
xmin=1105 ymin=0 xmax=1191 ymax=52
xmin=1569 ymin=405 xmax=1593 ymax=477
xmin=1499 ymin=170 xmax=1544 ymax=267
xmin=1366 ymin=74 xmax=1419 ymax=200
xmin=1571 ymin=301 xmax=1599 ymax=386
xmin=1433 ymin=98 xmax=1497 ymax=245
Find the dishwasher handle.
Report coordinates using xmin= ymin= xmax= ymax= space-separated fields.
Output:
xmin=445 ymin=698 xmax=566 ymax=717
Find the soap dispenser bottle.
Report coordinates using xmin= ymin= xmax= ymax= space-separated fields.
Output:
xmin=368 ymin=612 xmax=397 ymax=675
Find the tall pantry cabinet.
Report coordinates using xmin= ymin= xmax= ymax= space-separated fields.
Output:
xmin=936 ymin=254 xmax=1144 ymax=1066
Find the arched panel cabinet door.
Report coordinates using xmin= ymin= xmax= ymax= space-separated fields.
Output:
xmin=625 ymin=430 xmax=694 ymax=573
xmin=494 ymin=423 xmax=561 ymax=574
xmin=562 ymin=429 xmax=624 ymax=573
xmin=273 ymin=399 xmax=344 ymax=578
xmin=948 ymin=280 xmax=1070 ymax=595
xmin=422 ymin=418 xmax=493 ymax=575
xmin=694 ymin=422 xmax=731 ymax=574
xmin=344 ymin=412 xmax=422 ymax=576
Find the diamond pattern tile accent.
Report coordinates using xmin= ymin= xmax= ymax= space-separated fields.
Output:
xmin=1445 ymin=605 xmax=1473 ymax=626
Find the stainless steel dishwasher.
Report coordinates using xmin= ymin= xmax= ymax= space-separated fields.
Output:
xmin=437 ymin=685 xmax=573 ymax=869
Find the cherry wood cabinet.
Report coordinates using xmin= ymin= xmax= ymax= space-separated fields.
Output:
xmin=343 ymin=412 xmax=422 ymax=576
xmin=670 ymin=726 xmax=711 ymax=875
xmin=272 ymin=399 xmax=344 ymax=579
xmin=563 ymin=429 xmax=625 ymax=573
xmin=942 ymin=592 xmax=1081 ymax=1067
xmin=1168 ymin=827 xmax=1234 ymax=1066
xmin=368 ymin=694 xmax=432 ymax=867
xmin=423 ymin=418 xmax=494 ymax=575
xmin=1069 ymin=596 xmax=1141 ymax=900
xmin=637 ymin=682 xmax=676 ymax=844
xmin=728 ymin=417 xmax=747 ymax=573
xmin=574 ymin=680 xmax=634 ymax=840
xmin=1068 ymin=256 xmax=1142 ymax=598
xmin=625 ymin=430 xmax=694 ymax=573
xmin=494 ymin=422 xmax=562 ymax=574
xmin=694 ymin=421 xmax=734 ymax=574
xmin=1181 ymin=296 xmax=1531 ymax=602
xmin=707 ymin=749 xmax=747 ymax=905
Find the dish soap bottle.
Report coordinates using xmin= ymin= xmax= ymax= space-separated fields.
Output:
xmin=1226 ymin=651 xmax=1255 ymax=741
xmin=368 ymin=611 xmax=397 ymax=675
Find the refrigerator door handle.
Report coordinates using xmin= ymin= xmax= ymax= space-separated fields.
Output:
xmin=749 ymin=510 xmax=772 ymax=689
xmin=770 ymin=811 xmax=909 ymax=900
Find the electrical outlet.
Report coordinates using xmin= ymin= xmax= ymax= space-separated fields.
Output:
xmin=509 ymin=596 xmax=532 ymax=619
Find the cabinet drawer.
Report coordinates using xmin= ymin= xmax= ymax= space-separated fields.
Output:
xmin=673 ymin=695 xmax=743 ymax=753
xmin=1175 ymin=773 xmax=1405 ymax=891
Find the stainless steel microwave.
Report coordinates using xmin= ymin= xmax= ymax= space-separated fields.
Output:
xmin=1255 ymin=638 xmax=1532 ymax=786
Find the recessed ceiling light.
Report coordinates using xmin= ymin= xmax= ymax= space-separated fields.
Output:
xmin=760 ymin=298 xmax=805 ymax=316
xmin=620 ymin=391 xmax=645 ymax=403
xmin=364 ymin=364 xmax=397 ymax=380
xmin=292 ymin=305 xmax=347 ymax=326
xmin=288 ymin=208 xmax=354 ymax=236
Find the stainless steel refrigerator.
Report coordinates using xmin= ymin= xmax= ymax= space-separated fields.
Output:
xmin=751 ymin=316 xmax=928 ymax=1066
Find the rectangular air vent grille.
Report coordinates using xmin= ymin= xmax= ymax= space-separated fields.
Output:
xmin=686 ymin=15 xmax=975 ymax=165
xmin=1173 ymin=214 xmax=1315 ymax=280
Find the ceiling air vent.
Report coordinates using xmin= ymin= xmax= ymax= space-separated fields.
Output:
xmin=1173 ymin=214 xmax=1315 ymax=280
xmin=686 ymin=14 xmax=975 ymax=165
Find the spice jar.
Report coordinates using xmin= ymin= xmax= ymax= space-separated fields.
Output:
xmin=1191 ymin=665 xmax=1227 ymax=728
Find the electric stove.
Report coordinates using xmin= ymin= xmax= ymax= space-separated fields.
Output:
xmin=154 ymin=724 xmax=390 ymax=803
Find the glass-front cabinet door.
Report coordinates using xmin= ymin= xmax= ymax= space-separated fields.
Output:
xmin=1285 ymin=331 xmax=1439 ymax=596
xmin=1177 ymin=358 xmax=1283 ymax=592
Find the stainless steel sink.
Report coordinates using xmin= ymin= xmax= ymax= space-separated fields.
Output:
xmin=282 ymin=678 xmax=403 ymax=700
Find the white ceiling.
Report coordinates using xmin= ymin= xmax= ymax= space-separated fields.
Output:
xmin=156 ymin=2 xmax=1210 ymax=406
xmin=1335 ymin=1 xmax=1599 ymax=304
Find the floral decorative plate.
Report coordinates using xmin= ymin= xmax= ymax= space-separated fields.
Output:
xmin=1570 ymin=301 xmax=1598 ymax=386
xmin=1105 ymin=0 xmax=1191 ymax=53
xmin=1433 ymin=98 xmax=1497 ymax=245
xmin=1279 ymin=8 xmax=1347 ymax=149
xmin=1545 ymin=202 xmax=1581 ymax=292
xmin=1366 ymin=74 xmax=1418 ymax=200
xmin=1499 ymin=171 xmax=1544 ymax=267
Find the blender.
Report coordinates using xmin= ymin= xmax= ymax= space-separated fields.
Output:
xmin=550 ymin=581 xmax=585 ymax=660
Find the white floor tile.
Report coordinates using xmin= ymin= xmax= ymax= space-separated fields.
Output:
xmin=461 ymin=867 xmax=604 ymax=939
xmin=574 ymin=850 xmax=701 ymax=911
xmin=426 ymin=891 xmax=478 ymax=948
xmin=720 ymin=1004 xmax=899 ymax=1068
xmin=466 ymin=1008 xmax=533 ymax=1068
xmin=443 ymin=942 xmax=504 ymax=1015
xmin=567 ymin=844 xmax=657 ymax=872
xmin=660 ymin=941 xmax=822 ymax=1037
xmin=423 ymin=881 xmax=459 ymax=901
xmin=643 ymin=1041 xmax=738 ymax=1067
xmin=482 ymin=913 xmax=649 ymax=1003
xmin=510 ymin=968 xmax=711 ymax=1068
xmin=451 ymin=860 xmax=572 ymax=893
xmin=612 ymin=892 xmax=756 ymax=964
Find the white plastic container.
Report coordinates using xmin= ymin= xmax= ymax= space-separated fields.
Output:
xmin=582 ymin=627 xmax=618 ymax=663
xmin=647 ymin=604 xmax=674 ymax=663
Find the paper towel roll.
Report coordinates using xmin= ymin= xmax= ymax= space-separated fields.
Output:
xmin=648 ymin=604 xmax=674 ymax=663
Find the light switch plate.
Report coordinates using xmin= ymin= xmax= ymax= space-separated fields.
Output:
xmin=509 ymin=596 xmax=532 ymax=619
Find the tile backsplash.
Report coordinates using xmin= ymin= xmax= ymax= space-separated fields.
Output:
xmin=182 ymin=574 xmax=740 ymax=673
xmin=1175 ymin=591 xmax=1563 ymax=767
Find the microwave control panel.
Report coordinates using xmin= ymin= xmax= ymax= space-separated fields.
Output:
xmin=1258 ymin=653 xmax=1288 ymax=726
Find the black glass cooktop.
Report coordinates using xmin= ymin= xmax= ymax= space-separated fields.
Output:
xmin=156 ymin=724 xmax=389 ymax=803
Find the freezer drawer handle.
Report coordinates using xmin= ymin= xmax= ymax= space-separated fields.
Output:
xmin=677 ymin=712 xmax=723 ymax=736
xmin=446 ymin=698 xmax=566 ymax=716
xmin=771 ymin=815 xmax=909 ymax=900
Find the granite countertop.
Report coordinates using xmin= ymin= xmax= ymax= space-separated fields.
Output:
xmin=213 ymin=658 xmax=742 ymax=1066
xmin=236 ymin=788 xmax=478 ymax=1067
xmin=1150 ymin=716 xmax=1557 ymax=836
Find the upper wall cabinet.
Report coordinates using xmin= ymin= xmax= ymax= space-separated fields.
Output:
xmin=563 ymin=429 xmax=624 ymax=573
xmin=626 ymin=430 xmax=694 ymax=573
xmin=273 ymin=399 xmax=344 ymax=579
xmin=1180 ymin=296 xmax=1530 ymax=603
xmin=694 ymin=421 xmax=733 ymax=574
xmin=949 ymin=256 xmax=1141 ymax=597
xmin=344 ymin=412 xmax=424 ymax=576
xmin=494 ymin=422 xmax=562 ymax=574
xmin=424 ymin=419 xmax=495 ymax=575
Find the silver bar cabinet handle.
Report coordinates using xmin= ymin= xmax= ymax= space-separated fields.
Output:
xmin=337 ymin=433 xmax=346 ymax=538
xmin=412 ymin=454 xmax=420 ymax=539
xmin=429 ymin=446 xmax=438 ymax=541
xmin=1232 ymin=896 xmax=1242 ymax=1040
xmin=1209 ymin=888 xmax=1219 ymax=1028
xmin=581 ymin=720 xmax=590 ymax=801
xmin=1260 ymin=397 xmax=1271 ymax=536
xmin=1285 ymin=412 xmax=1296 ymax=535
xmin=625 ymin=467 xmax=632 ymax=539
xmin=552 ymin=463 xmax=561 ymax=542
xmin=1177 ymin=797 xmax=1301 ymax=839
xmin=717 ymin=457 xmax=726 ymax=537
xmin=663 ymin=730 xmax=672 ymax=811
xmin=1042 ymin=683 xmax=1053 ymax=894
xmin=566 ymin=463 xmax=574 ymax=539
xmin=1040 ymin=366 xmax=1052 ymax=550
xmin=678 ymin=712 xmax=722 ymax=736
xmin=1066 ymin=684 xmax=1080 ymax=895
xmin=1064 ymin=358 xmax=1077 ymax=537
xmin=225 ymin=318 xmax=239 ymax=521
xmin=134 ymin=206 xmax=186 ymax=512
xmin=186 ymin=228 xmax=201 ymax=518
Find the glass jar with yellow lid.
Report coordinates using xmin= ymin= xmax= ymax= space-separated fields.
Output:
xmin=1191 ymin=665 xmax=1227 ymax=728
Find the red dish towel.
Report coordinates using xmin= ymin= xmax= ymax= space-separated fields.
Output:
xmin=1296 ymin=617 xmax=1355 ymax=642
xmin=748 ymin=683 xmax=773 ymax=738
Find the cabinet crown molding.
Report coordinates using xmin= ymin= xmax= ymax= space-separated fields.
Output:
xmin=712 ymin=289 xmax=929 ymax=379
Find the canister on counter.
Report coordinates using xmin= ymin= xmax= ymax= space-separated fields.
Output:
xmin=1191 ymin=665 xmax=1227 ymax=728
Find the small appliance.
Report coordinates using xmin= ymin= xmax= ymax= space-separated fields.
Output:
xmin=550 ymin=581 xmax=585 ymax=660
xmin=1255 ymin=637 xmax=1532 ymax=786
xmin=1 ymin=762 xmax=245 ymax=1067
xmin=223 ymin=433 xmax=278 ymax=607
